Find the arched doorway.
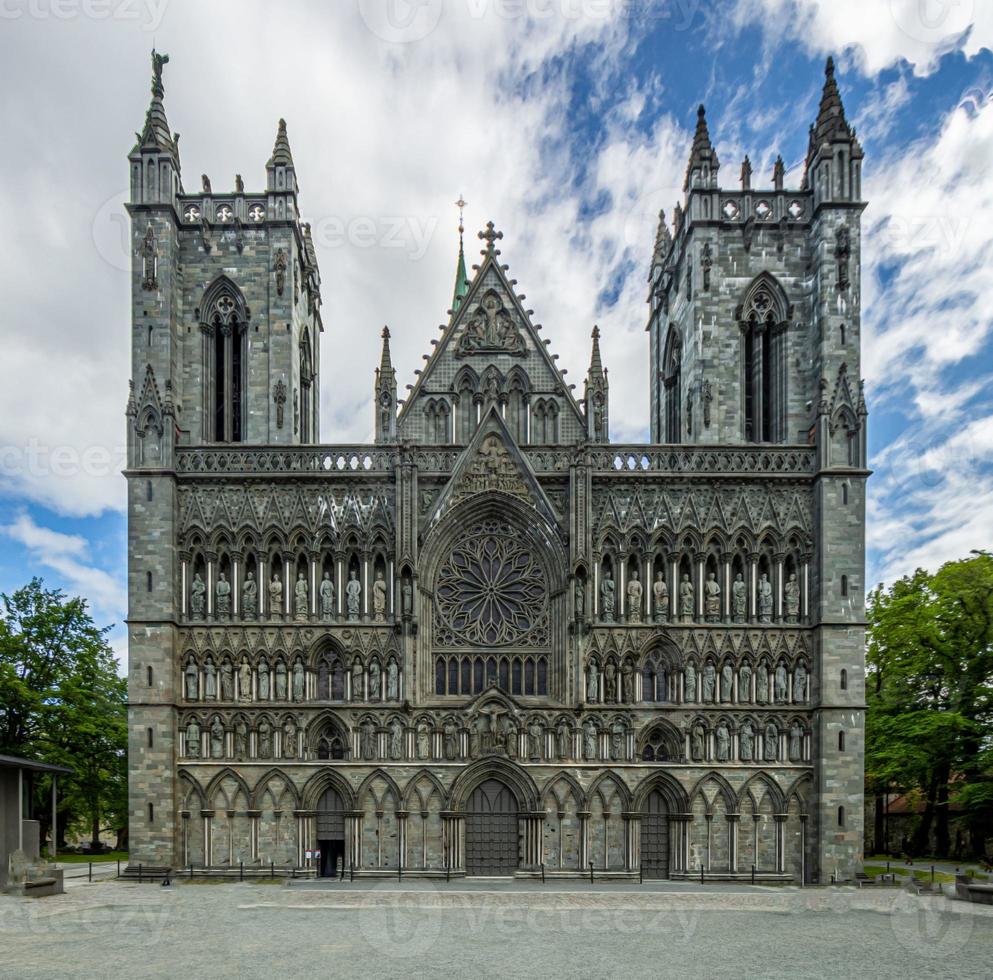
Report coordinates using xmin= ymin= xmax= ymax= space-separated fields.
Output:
xmin=465 ymin=779 xmax=519 ymax=876
xmin=643 ymin=789 xmax=670 ymax=879
xmin=316 ymin=787 xmax=345 ymax=877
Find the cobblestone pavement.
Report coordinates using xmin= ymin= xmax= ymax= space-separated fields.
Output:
xmin=0 ymin=879 xmax=990 ymax=979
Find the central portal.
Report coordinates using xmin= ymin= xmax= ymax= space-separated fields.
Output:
xmin=316 ymin=787 xmax=345 ymax=878
xmin=465 ymin=779 xmax=519 ymax=876
xmin=642 ymin=789 xmax=670 ymax=879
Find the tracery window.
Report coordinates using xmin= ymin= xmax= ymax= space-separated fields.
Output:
xmin=434 ymin=654 xmax=549 ymax=696
xmin=201 ymin=277 xmax=248 ymax=443
xmin=740 ymin=275 xmax=788 ymax=443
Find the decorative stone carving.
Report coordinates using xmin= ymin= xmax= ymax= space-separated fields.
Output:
xmin=704 ymin=572 xmax=721 ymax=622
xmin=220 ymin=659 xmax=234 ymax=701
xmin=626 ymin=570 xmax=643 ymax=623
xmin=369 ymin=660 xmax=381 ymax=701
xmin=610 ymin=719 xmax=625 ymax=761
xmin=239 ymin=658 xmax=252 ymax=701
xmin=362 ymin=721 xmax=376 ymax=761
xmin=258 ymin=657 xmax=270 ymax=700
xmin=452 ymin=434 xmax=531 ymax=507
xmin=210 ymin=717 xmax=224 ymax=759
xmin=346 ymin=569 xmax=361 ymax=621
xmin=351 ymin=661 xmax=364 ymax=701
xmin=691 ymin=724 xmax=705 ymax=761
xmin=401 ymin=577 xmax=413 ymax=617
xmin=775 ymin=664 xmax=788 ymax=703
xmin=274 ymin=248 xmax=288 ymax=297
xmin=204 ymin=657 xmax=216 ymax=700
xmin=583 ymin=719 xmax=597 ymax=760
xmin=794 ymin=663 xmax=807 ymax=703
xmin=653 ymin=572 xmax=668 ymax=623
xmin=215 ymin=572 xmax=231 ymax=618
xmin=191 ymin=573 xmax=206 ymax=619
xmin=683 ymin=662 xmax=696 ymax=702
xmin=740 ymin=723 xmax=753 ymax=761
xmin=275 ymin=660 xmax=288 ymax=701
xmin=789 ymin=721 xmax=803 ymax=762
xmin=764 ymin=722 xmax=778 ymax=761
xmin=273 ymin=380 xmax=287 ymax=430
xmin=586 ymin=660 xmax=598 ymax=702
xmin=732 ymin=573 xmax=746 ymax=623
xmin=528 ymin=719 xmax=543 ymax=759
xmin=186 ymin=720 xmax=200 ymax=758
xmin=720 ymin=664 xmax=732 ymax=702
xmin=292 ymin=658 xmax=305 ymax=702
xmin=269 ymin=573 xmax=283 ymax=620
xmin=320 ymin=572 xmax=335 ymax=619
xmin=738 ymin=663 xmax=751 ymax=703
xmin=372 ymin=570 xmax=387 ymax=622
xmin=715 ymin=723 xmax=730 ymax=762
xmin=387 ymin=719 xmax=403 ymax=760
xmin=454 ymin=287 xmax=526 ymax=357
xmin=621 ymin=659 xmax=634 ymax=704
xmin=386 ymin=658 xmax=399 ymax=701
xmin=756 ymin=661 xmax=768 ymax=704
xmin=702 ymin=662 xmax=715 ymax=702
xmin=679 ymin=574 xmax=694 ymax=622
xmin=293 ymin=571 xmax=308 ymax=622
xmin=758 ymin=574 xmax=773 ymax=624
xmin=258 ymin=719 xmax=272 ymax=759
xmin=234 ymin=719 xmax=248 ymax=760
xmin=141 ymin=223 xmax=158 ymax=291
xmin=242 ymin=571 xmax=257 ymax=619
xmin=416 ymin=722 xmax=430 ymax=760
xmin=600 ymin=573 xmax=615 ymax=623
xmin=184 ymin=659 xmax=198 ymax=700
xmin=443 ymin=720 xmax=457 ymax=760
xmin=784 ymin=573 xmax=800 ymax=623
xmin=556 ymin=719 xmax=570 ymax=759
xmin=604 ymin=661 xmax=617 ymax=703
xmin=574 ymin=577 xmax=585 ymax=619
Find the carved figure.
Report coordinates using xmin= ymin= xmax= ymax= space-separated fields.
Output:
xmin=683 ymin=662 xmax=696 ymax=702
xmin=574 ymin=577 xmax=585 ymax=619
xmin=258 ymin=720 xmax=272 ymax=758
xmin=320 ymin=572 xmax=335 ymax=619
xmin=416 ymin=722 xmax=430 ymax=760
xmin=401 ymin=577 xmax=413 ymax=616
xmin=704 ymin=572 xmax=721 ymax=622
xmin=789 ymin=721 xmax=803 ymax=761
xmin=758 ymin=573 xmax=773 ymax=624
xmin=258 ymin=657 xmax=270 ymax=700
xmin=386 ymin=659 xmax=399 ymax=701
xmin=186 ymin=720 xmax=200 ymax=758
xmin=610 ymin=719 xmax=625 ymax=761
xmin=715 ymin=722 xmax=730 ymax=762
xmin=282 ymin=718 xmax=297 ymax=759
xmin=626 ymin=570 xmax=643 ymax=623
xmin=604 ymin=661 xmax=617 ymax=703
xmin=242 ymin=571 xmax=257 ymax=619
xmin=756 ymin=662 xmax=768 ymax=704
xmin=586 ymin=660 xmax=599 ymax=702
xmin=528 ymin=719 xmax=543 ymax=759
xmin=184 ymin=659 xmax=198 ymax=700
xmin=583 ymin=719 xmax=597 ymax=760
xmin=679 ymin=573 xmax=694 ymax=621
xmin=220 ymin=659 xmax=234 ymax=701
xmin=556 ymin=719 xmax=570 ymax=759
xmin=738 ymin=663 xmax=752 ymax=703
xmin=215 ymin=572 xmax=231 ymax=618
xmin=292 ymin=658 xmax=305 ymax=702
xmin=732 ymin=572 xmax=746 ymax=623
xmin=691 ymin=724 xmax=705 ymax=761
xmin=275 ymin=660 xmax=288 ymax=701
xmin=720 ymin=663 xmax=732 ymax=702
xmin=784 ymin=573 xmax=800 ymax=623
xmin=775 ymin=664 xmax=788 ymax=703
xmin=210 ymin=717 xmax=224 ymax=759
xmin=294 ymin=571 xmax=309 ymax=621
xmin=191 ymin=573 xmax=206 ymax=619
xmin=653 ymin=571 xmax=668 ymax=623
xmin=204 ymin=657 xmax=216 ymax=700
xmin=369 ymin=661 xmax=381 ymax=701
xmin=702 ymin=662 xmax=716 ymax=702
xmin=269 ymin=572 xmax=283 ymax=620
xmin=600 ymin=574 xmax=615 ymax=623
xmin=794 ymin=663 xmax=807 ymax=703
xmin=239 ymin=658 xmax=252 ymax=701
xmin=234 ymin=719 xmax=248 ymax=760
xmin=372 ymin=570 xmax=387 ymax=622
xmin=362 ymin=721 xmax=376 ymax=760
xmin=621 ymin=659 xmax=634 ymax=704
xmin=443 ymin=720 xmax=457 ymax=760
xmin=390 ymin=719 xmax=403 ymax=760
xmin=740 ymin=723 xmax=754 ymax=761
xmin=346 ymin=569 xmax=361 ymax=621
xmin=764 ymin=722 xmax=778 ymax=761
xmin=351 ymin=661 xmax=364 ymax=701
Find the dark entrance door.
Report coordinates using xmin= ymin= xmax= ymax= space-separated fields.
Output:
xmin=642 ymin=789 xmax=669 ymax=879
xmin=317 ymin=787 xmax=345 ymax=878
xmin=465 ymin=779 xmax=519 ymax=876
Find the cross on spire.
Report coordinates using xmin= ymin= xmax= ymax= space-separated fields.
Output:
xmin=478 ymin=221 xmax=503 ymax=255
xmin=456 ymin=195 xmax=467 ymax=236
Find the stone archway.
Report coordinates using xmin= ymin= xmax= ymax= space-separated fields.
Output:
xmin=465 ymin=778 xmax=519 ymax=876
xmin=316 ymin=787 xmax=345 ymax=877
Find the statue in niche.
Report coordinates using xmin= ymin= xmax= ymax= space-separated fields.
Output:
xmin=600 ymin=573 xmax=615 ymax=623
xmin=386 ymin=659 xmax=399 ymax=701
xmin=704 ymin=572 xmax=721 ymax=623
xmin=784 ymin=573 xmax=800 ymax=623
xmin=220 ymin=659 xmax=234 ymax=701
xmin=215 ymin=572 xmax=231 ymax=618
xmin=401 ymin=577 xmax=413 ymax=616
xmin=604 ymin=661 xmax=617 ymax=703
xmin=740 ymin=723 xmax=754 ymax=762
xmin=738 ymin=663 xmax=752 ymax=703
xmin=258 ymin=719 xmax=272 ymax=759
xmin=184 ymin=659 xmax=198 ymax=700
xmin=702 ymin=662 xmax=715 ymax=702
xmin=503 ymin=715 xmax=518 ymax=759
xmin=621 ymin=660 xmax=634 ymax=704
xmin=683 ymin=662 xmax=696 ymax=702
xmin=389 ymin=718 xmax=403 ymax=760
xmin=362 ymin=720 xmax=376 ymax=761
xmin=372 ymin=570 xmax=387 ymax=622
xmin=191 ymin=573 xmax=206 ymax=619
xmin=583 ymin=719 xmax=597 ymax=760
xmin=239 ymin=658 xmax=252 ymax=701
xmin=258 ymin=657 xmax=270 ymax=700
xmin=346 ymin=569 xmax=362 ymax=621
xmin=351 ymin=661 xmax=364 ymax=701
xmin=610 ymin=719 xmax=625 ymax=761
xmin=468 ymin=716 xmax=482 ymax=759
xmin=556 ymin=718 xmax=570 ymax=759
xmin=443 ymin=720 xmax=457 ymax=760
xmin=775 ymin=664 xmax=788 ymax=703
xmin=282 ymin=717 xmax=297 ymax=759
xmin=478 ymin=704 xmax=504 ymax=753
xmin=369 ymin=661 xmax=381 ymax=701
xmin=627 ymin=570 xmax=643 ymax=623
xmin=720 ymin=663 xmax=733 ymax=702
xmin=210 ymin=717 xmax=224 ymax=759
xmin=234 ymin=719 xmax=248 ymax=760
xmin=794 ymin=663 xmax=807 ymax=703
xmin=758 ymin=574 xmax=773 ymax=624
xmin=294 ymin=572 xmax=309 ymax=622
xmin=242 ymin=571 xmax=257 ymax=619
xmin=275 ymin=660 xmax=288 ymax=700
xmin=732 ymin=573 xmax=747 ymax=623
xmin=586 ymin=660 xmax=599 ymax=703
xmin=679 ymin=574 xmax=694 ymax=622
xmin=691 ymin=724 xmax=705 ymax=761
xmin=756 ymin=662 xmax=768 ymax=704
xmin=292 ymin=658 xmax=305 ymax=702
xmin=320 ymin=572 xmax=335 ymax=619
xmin=204 ymin=657 xmax=217 ymax=701
xmin=528 ymin=719 xmax=543 ymax=759
xmin=764 ymin=722 xmax=778 ymax=761
xmin=653 ymin=571 xmax=668 ymax=623
xmin=186 ymin=720 xmax=200 ymax=758
xmin=789 ymin=721 xmax=803 ymax=762
xmin=715 ymin=722 xmax=730 ymax=762
xmin=574 ymin=577 xmax=585 ymax=619
xmin=416 ymin=722 xmax=430 ymax=760
xmin=269 ymin=572 xmax=283 ymax=620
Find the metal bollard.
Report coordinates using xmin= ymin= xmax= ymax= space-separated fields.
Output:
xmin=189 ymin=862 xmax=193 ymax=880
xmin=270 ymin=861 xmax=275 ymax=880
xmin=540 ymin=863 xmax=545 ymax=884
xmin=117 ymin=859 xmax=121 ymax=879
xmin=639 ymin=864 xmax=643 ymax=885
xmin=138 ymin=864 xmax=143 ymax=884
xmin=589 ymin=861 xmax=594 ymax=884
xmin=88 ymin=862 xmax=92 ymax=883
xmin=931 ymin=865 xmax=935 ymax=884
xmin=240 ymin=861 xmax=244 ymax=882
xmin=751 ymin=864 xmax=756 ymax=886
xmin=700 ymin=865 xmax=704 ymax=885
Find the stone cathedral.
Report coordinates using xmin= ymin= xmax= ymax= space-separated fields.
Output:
xmin=125 ymin=52 xmax=868 ymax=882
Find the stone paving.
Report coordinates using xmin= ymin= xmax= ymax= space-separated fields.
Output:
xmin=0 ymin=878 xmax=990 ymax=979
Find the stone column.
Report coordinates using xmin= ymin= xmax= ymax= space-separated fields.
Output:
xmin=361 ymin=552 xmax=371 ymax=622
xmin=695 ymin=553 xmax=706 ymax=620
xmin=388 ymin=555 xmax=396 ymax=619
xmin=346 ymin=811 xmax=363 ymax=870
xmin=578 ymin=811 xmax=591 ymax=871
xmin=201 ymin=809 xmax=214 ymax=867
xmin=644 ymin=556 xmax=652 ymax=620
xmin=397 ymin=810 xmax=408 ymax=870
xmin=179 ymin=552 xmax=190 ymax=618
xmin=728 ymin=814 xmax=740 ymax=873
xmin=442 ymin=812 xmax=464 ymax=872
xmin=774 ymin=814 xmax=788 ymax=873
xmin=801 ymin=556 xmax=811 ymax=623
xmin=774 ymin=554 xmax=785 ymax=622
xmin=748 ymin=553 xmax=759 ymax=622
xmin=721 ymin=554 xmax=732 ymax=621
xmin=704 ymin=813 xmax=713 ymax=872
xmin=309 ymin=551 xmax=320 ymax=619
xmin=617 ymin=552 xmax=626 ymax=623
xmin=246 ymin=809 xmax=260 ymax=863
xmin=282 ymin=553 xmax=293 ymax=618
xmin=592 ymin=553 xmax=600 ymax=618
xmin=205 ymin=552 xmax=217 ymax=618
xmin=669 ymin=557 xmax=679 ymax=619
xmin=180 ymin=811 xmax=190 ymax=866
xmin=231 ymin=551 xmax=241 ymax=619
xmin=623 ymin=813 xmax=641 ymax=871
xmin=335 ymin=552 xmax=345 ymax=619
xmin=259 ymin=554 xmax=269 ymax=619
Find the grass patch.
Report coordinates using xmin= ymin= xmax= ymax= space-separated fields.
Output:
xmin=57 ymin=851 xmax=128 ymax=864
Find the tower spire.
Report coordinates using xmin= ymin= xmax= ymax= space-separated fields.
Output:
xmin=451 ymin=195 xmax=470 ymax=312
xmin=267 ymin=118 xmax=295 ymax=168
xmin=585 ymin=325 xmax=609 ymax=443
xmin=683 ymin=103 xmax=719 ymax=192
xmin=136 ymin=49 xmax=178 ymax=160
xmin=374 ymin=326 xmax=397 ymax=443
xmin=802 ymin=56 xmax=863 ymax=198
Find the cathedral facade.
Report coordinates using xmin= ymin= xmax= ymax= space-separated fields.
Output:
xmin=125 ymin=53 xmax=867 ymax=882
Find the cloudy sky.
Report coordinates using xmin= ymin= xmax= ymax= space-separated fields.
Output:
xmin=1 ymin=0 xmax=992 ymax=666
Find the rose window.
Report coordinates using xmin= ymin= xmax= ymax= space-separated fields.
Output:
xmin=435 ymin=520 xmax=547 ymax=647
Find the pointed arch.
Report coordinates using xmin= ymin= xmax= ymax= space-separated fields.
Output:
xmin=250 ymin=768 xmax=302 ymax=810
xmin=539 ymin=771 xmax=587 ymax=811
xmin=301 ymin=768 xmax=357 ymax=810
xmin=588 ymin=770 xmax=633 ymax=811
xmin=199 ymin=275 xmax=249 ymax=443
xmin=632 ymin=769 xmax=689 ymax=812
xmin=402 ymin=769 xmax=448 ymax=811
xmin=740 ymin=771 xmax=786 ymax=812
xmin=687 ymin=771 xmax=738 ymax=812
xmin=356 ymin=768 xmax=403 ymax=809
xmin=738 ymin=272 xmax=790 ymax=444
xmin=449 ymin=757 xmax=539 ymax=812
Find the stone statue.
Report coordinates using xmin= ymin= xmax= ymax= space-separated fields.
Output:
xmin=386 ymin=658 xmax=399 ymax=701
xmin=583 ymin=719 xmax=597 ymax=760
xmin=401 ymin=577 xmax=413 ymax=616
xmin=294 ymin=572 xmax=309 ymax=621
xmin=242 ymin=571 xmax=257 ymax=619
xmin=738 ymin=663 xmax=752 ymax=703
xmin=556 ymin=719 xmax=570 ymax=759
xmin=794 ymin=663 xmax=807 ymax=703
xmin=204 ymin=657 xmax=217 ymax=701
xmin=610 ymin=719 xmax=625 ymax=761
xmin=758 ymin=573 xmax=773 ymax=624
xmin=215 ymin=572 xmax=231 ymax=618
xmin=702 ymin=662 xmax=715 ymax=702
xmin=362 ymin=721 xmax=376 ymax=760
xmin=369 ymin=660 xmax=381 ymax=701
xmin=715 ymin=722 xmax=730 ymax=762
xmin=679 ymin=573 xmax=694 ymax=622
xmin=351 ymin=661 xmax=364 ymax=701
xmin=764 ymin=722 xmax=778 ymax=761
xmin=691 ymin=724 xmax=705 ymax=761
xmin=320 ymin=572 xmax=335 ymax=619
xmin=390 ymin=719 xmax=403 ymax=760
xmin=220 ymin=659 xmax=234 ymax=701
xmin=789 ymin=721 xmax=803 ymax=761
xmin=740 ymin=723 xmax=753 ymax=761
xmin=683 ymin=662 xmax=696 ymax=702
xmin=775 ymin=663 xmax=788 ymax=703
xmin=186 ymin=720 xmax=200 ymax=758
xmin=621 ymin=659 xmax=634 ymax=704
xmin=210 ymin=717 xmax=224 ymax=759
xmin=732 ymin=572 xmax=747 ymax=623
xmin=191 ymin=573 xmax=206 ymax=619
xmin=258 ymin=719 xmax=272 ymax=758
xmin=784 ymin=573 xmax=800 ymax=623
xmin=269 ymin=572 xmax=283 ymax=620
xmin=586 ymin=660 xmax=598 ymax=703
xmin=574 ymin=577 xmax=585 ymax=619
xmin=528 ymin=719 xmax=543 ymax=759
xmin=372 ymin=570 xmax=387 ymax=622
xmin=184 ymin=659 xmax=198 ymax=700
xmin=416 ymin=722 xmax=430 ymax=759
xmin=282 ymin=717 xmax=297 ymax=759
xmin=344 ymin=569 xmax=362 ymax=622
xmin=443 ymin=720 xmax=457 ymax=760
xmin=258 ymin=657 xmax=270 ymax=700
xmin=756 ymin=662 xmax=768 ymax=704
xmin=626 ymin=570 xmax=643 ymax=623
xmin=234 ymin=719 xmax=248 ymax=760
xmin=503 ymin=716 xmax=518 ymax=759
xmin=720 ymin=663 xmax=732 ymax=702
xmin=292 ymin=658 xmax=305 ymax=702
xmin=600 ymin=573 xmax=615 ymax=623
xmin=239 ymin=657 xmax=252 ymax=701
xmin=275 ymin=660 xmax=288 ymax=701
xmin=604 ymin=661 xmax=617 ymax=703
xmin=653 ymin=571 xmax=668 ymax=623
xmin=704 ymin=572 xmax=721 ymax=623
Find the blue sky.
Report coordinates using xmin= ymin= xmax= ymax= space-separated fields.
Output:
xmin=1 ymin=0 xmax=992 ymax=669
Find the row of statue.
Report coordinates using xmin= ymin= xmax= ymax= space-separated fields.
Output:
xmin=690 ymin=720 xmax=805 ymax=763
xmin=184 ymin=715 xmax=297 ymax=761
xmin=586 ymin=569 xmax=801 ymax=624
xmin=188 ymin=567 xmax=399 ymax=622
xmin=184 ymin=655 xmax=401 ymax=703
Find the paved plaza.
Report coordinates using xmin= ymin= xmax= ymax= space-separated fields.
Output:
xmin=0 ymin=879 xmax=990 ymax=979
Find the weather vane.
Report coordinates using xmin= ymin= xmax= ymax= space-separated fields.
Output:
xmin=455 ymin=195 xmax=467 ymax=236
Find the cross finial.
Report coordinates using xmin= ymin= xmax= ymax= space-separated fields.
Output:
xmin=478 ymin=221 xmax=503 ymax=255
xmin=455 ymin=195 xmax=467 ymax=236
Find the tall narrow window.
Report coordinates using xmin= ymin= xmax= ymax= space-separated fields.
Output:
xmin=838 ymin=731 xmax=846 ymax=751
xmin=662 ymin=327 xmax=681 ymax=442
xmin=147 ymin=727 xmax=154 ymax=748
xmin=147 ymin=666 xmax=154 ymax=687
xmin=300 ymin=330 xmax=313 ymax=443
xmin=200 ymin=277 xmax=248 ymax=443
xmin=840 ymin=669 xmax=848 ymax=690
xmin=838 ymin=805 xmax=845 ymax=828
xmin=841 ymin=575 xmax=849 ymax=597
xmin=740 ymin=275 xmax=788 ymax=443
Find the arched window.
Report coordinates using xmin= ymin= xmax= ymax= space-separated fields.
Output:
xmin=642 ymin=651 xmax=668 ymax=703
xmin=838 ymin=805 xmax=846 ymax=828
xmin=740 ymin=274 xmax=788 ymax=443
xmin=435 ymin=657 xmax=445 ymax=695
xmin=200 ymin=277 xmax=249 ymax=443
xmin=838 ymin=730 xmax=846 ymax=751
xmin=662 ymin=327 xmax=681 ymax=442
xmin=841 ymin=575 xmax=849 ymax=597
xmin=299 ymin=329 xmax=314 ymax=443
xmin=146 ymin=571 xmax=153 ymax=593
xmin=147 ymin=727 xmax=154 ymax=748
xmin=148 ymin=802 xmax=154 ymax=824
xmin=840 ymin=668 xmax=848 ymax=690
xmin=147 ymin=665 xmax=154 ymax=687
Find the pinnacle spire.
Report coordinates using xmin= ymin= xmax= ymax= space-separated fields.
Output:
xmin=136 ymin=49 xmax=178 ymax=158
xmin=813 ymin=55 xmax=850 ymax=144
xmin=378 ymin=326 xmax=394 ymax=378
xmin=683 ymin=103 xmax=719 ymax=191
xmin=588 ymin=325 xmax=605 ymax=380
xmin=267 ymin=118 xmax=295 ymax=168
xmin=452 ymin=196 xmax=470 ymax=312
xmin=653 ymin=208 xmax=672 ymax=264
